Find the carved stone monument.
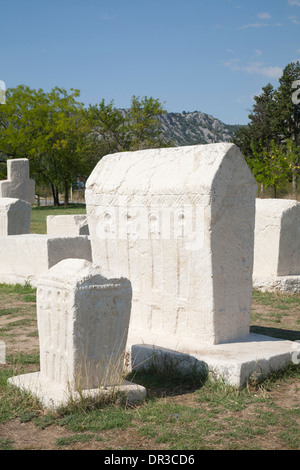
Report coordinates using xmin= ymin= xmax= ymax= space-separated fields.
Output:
xmin=8 ymin=259 xmax=146 ymax=408
xmin=86 ymin=143 xmax=257 ymax=349
xmin=85 ymin=143 xmax=295 ymax=387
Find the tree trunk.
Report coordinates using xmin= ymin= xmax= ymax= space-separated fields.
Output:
xmin=292 ymin=170 xmax=298 ymax=196
xmin=51 ymin=183 xmax=60 ymax=206
xmin=274 ymin=185 xmax=277 ymax=198
xmin=64 ymin=182 xmax=69 ymax=207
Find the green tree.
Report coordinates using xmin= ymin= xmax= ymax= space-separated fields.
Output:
xmin=0 ymin=87 xmax=169 ymax=205
xmin=86 ymin=95 xmax=170 ymax=155
xmin=248 ymin=83 xmax=276 ymax=148
xmin=272 ymin=62 xmax=300 ymax=192
xmin=85 ymin=99 xmax=130 ymax=156
xmin=233 ymin=62 xmax=300 ymax=196
xmin=247 ymin=139 xmax=292 ymax=197
xmin=233 ymin=84 xmax=276 ymax=158
xmin=128 ymin=95 xmax=168 ymax=150
xmin=0 ymin=85 xmax=93 ymax=205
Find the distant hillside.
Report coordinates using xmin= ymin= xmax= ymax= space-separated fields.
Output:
xmin=159 ymin=111 xmax=241 ymax=146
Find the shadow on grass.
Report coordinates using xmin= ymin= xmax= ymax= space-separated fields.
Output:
xmin=126 ymin=354 xmax=209 ymax=399
xmin=250 ymin=325 xmax=300 ymax=341
xmin=32 ymin=203 xmax=86 ymax=211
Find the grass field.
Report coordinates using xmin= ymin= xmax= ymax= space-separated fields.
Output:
xmin=0 ymin=205 xmax=299 ymax=450
xmin=0 ymin=285 xmax=299 ymax=450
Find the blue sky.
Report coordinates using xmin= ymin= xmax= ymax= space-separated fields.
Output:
xmin=0 ymin=0 xmax=299 ymax=124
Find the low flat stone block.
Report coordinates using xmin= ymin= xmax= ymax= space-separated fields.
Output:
xmin=0 ymin=234 xmax=92 ymax=286
xmin=253 ymin=275 xmax=300 ymax=293
xmin=130 ymin=333 xmax=296 ymax=388
xmin=8 ymin=372 xmax=146 ymax=410
xmin=47 ymin=214 xmax=89 ymax=236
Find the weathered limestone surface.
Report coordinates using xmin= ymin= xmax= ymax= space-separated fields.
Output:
xmin=37 ymin=259 xmax=132 ymax=389
xmin=86 ymin=143 xmax=257 ymax=351
xmin=85 ymin=144 xmax=296 ymax=387
xmin=0 ymin=234 xmax=92 ymax=286
xmin=0 ymin=197 xmax=31 ymax=235
xmin=0 ymin=159 xmax=35 ymax=204
xmin=253 ymin=198 xmax=300 ymax=292
xmin=8 ymin=259 xmax=146 ymax=408
xmin=47 ymin=214 xmax=89 ymax=236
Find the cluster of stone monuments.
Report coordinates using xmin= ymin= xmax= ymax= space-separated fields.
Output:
xmin=0 ymin=145 xmax=299 ymax=409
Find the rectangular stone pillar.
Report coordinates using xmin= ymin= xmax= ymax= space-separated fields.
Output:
xmin=253 ymin=198 xmax=300 ymax=292
xmin=36 ymin=259 xmax=132 ymax=390
xmin=85 ymin=143 xmax=257 ymax=350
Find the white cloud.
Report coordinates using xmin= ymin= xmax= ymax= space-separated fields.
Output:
xmin=288 ymin=0 xmax=300 ymax=6
xmin=257 ymin=12 xmax=271 ymax=19
xmin=223 ymin=58 xmax=241 ymax=71
xmin=224 ymin=59 xmax=282 ymax=78
xmin=255 ymin=49 xmax=263 ymax=56
xmin=244 ymin=62 xmax=282 ymax=78
xmin=288 ymin=15 xmax=300 ymax=23
xmin=237 ymin=22 xmax=268 ymax=30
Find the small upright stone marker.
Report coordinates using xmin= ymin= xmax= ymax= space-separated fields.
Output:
xmin=0 ymin=197 xmax=31 ymax=235
xmin=8 ymin=259 xmax=146 ymax=408
xmin=0 ymin=158 xmax=35 ymax=204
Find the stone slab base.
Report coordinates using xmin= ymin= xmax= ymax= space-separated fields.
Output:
xmin=130 ymin=333 xmax=296 ymax=388
xmin=8 ymin=372 xmax=147 ymax=410
xmin=253 ymin=276 xmax=300 ymax=293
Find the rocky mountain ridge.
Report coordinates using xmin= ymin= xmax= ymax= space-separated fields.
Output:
xmin=158 ymin=111 xmax=240 ymax=146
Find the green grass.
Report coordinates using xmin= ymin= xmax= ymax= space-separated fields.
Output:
xmin=56 ymin=434 xmax=93 ymax=447
xmin=0 ymin=283 xmax=36 ymax=295
xmin=30 ymin=203 xmax=86 ymax=234
xmin=0 ymin=282 xmax=299 ymax=450
xmin=251 ymin=289 xmax=300 ymax=341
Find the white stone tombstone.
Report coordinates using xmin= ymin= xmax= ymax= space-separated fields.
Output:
xmin=253 ymin=198 xmax=300 ymax=292
xmin=85 ymin=144 xmax=296 ymax=388
xmin=0 ymin=197 xmax=31 ymax=235
xmin=85 ymin=143 xmax=257 ymax=350
xmin=0 ymin=158 xmax=35 ymax=204
xmin=8 ymin=259 xmax=146 ymax=408
xmin=47 ymin=214 xmax=89 ymax=236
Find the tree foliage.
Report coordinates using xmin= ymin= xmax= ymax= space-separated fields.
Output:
xmin=0 ymin=86 xmax=169 ymax=205
xmin=233 ymin=61 xmax=300 ymax=196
